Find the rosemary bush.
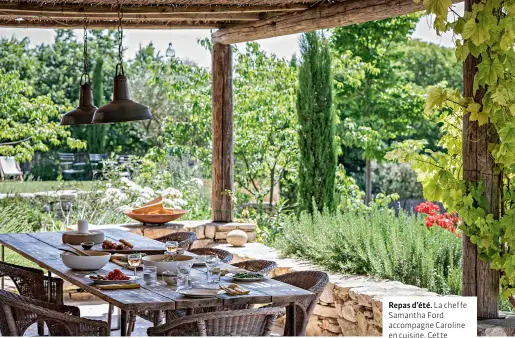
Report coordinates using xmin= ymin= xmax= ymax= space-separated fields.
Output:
xmin=273 ymin=205 xmax=462 ymax=295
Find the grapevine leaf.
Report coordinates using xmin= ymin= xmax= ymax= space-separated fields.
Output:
xmin=462 ymin=17 xmax=490 ymax=46
xmin=469 ymin=110 xmax=489 ymax=125
xmin=456 ymin=40 xmax=470 ymax=61
xmin=423 ymin=0 xmax=452 ymax=17
xmin=477 ymin=56 xmax=503 ymax=86
xmin=425 ymin=86 xmax=447 ymax=115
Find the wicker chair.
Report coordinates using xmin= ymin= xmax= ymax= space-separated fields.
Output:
xmin=270 ymin=271 xmax=329 ymax=336
xmin=148 ymin=308 xmax=283 ymax=336
xmin=0 ymin=261 xmax=65 ymax=336
xmin=189 ymin=248 xmax=233 ymax=264
xmin=0 ymin=290 xmax=109 ymax=336
xmin=0 ymin=261 xmax=64 ymax=305
xmin=232 ymin=260 xmax=277 ymax=274
xmin=154 ymin=232 xmax=197 ymax=250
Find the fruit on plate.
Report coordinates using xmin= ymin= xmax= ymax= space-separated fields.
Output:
xmin=89 ymin=269 xmax=130 ymax=281
xmin=107 ymin=269 xmax=130 ymax=280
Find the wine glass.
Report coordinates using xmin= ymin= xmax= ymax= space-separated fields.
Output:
xmin=127 ymin=253 xmax=142 ymax=279
xmin=177 ymin=261 xmax=193 ymax=290
xmin=205 ymin=255 xmax=220 ymax=283
xmin=165 ymin=241 xmax=178 ymax=255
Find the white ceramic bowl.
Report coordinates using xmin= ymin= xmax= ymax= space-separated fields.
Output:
xmin=162 ymin=273 xmax=178 ymax=286
xmin=142 ymin=254 xmax=194 ymax=275
xmin=61 ymin=251 xmax=111 ymax=271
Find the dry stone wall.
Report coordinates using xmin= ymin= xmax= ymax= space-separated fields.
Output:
xmin=213 ymin=242 xmax=439 ymax=336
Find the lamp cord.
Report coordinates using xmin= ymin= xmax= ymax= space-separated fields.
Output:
xmin=116 ymin=4 xmax=125 ymax=76
xmin=81 ymin=19 xmax=90 ymax=85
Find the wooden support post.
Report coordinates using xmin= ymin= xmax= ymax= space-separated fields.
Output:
xmin=462 ymin=0 xmax=500 ymax=319
xmin=211 ymin=43 xmax=234 ymax=222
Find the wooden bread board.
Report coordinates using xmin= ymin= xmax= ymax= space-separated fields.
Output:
xmin=62 ymin=230 xmax=105 ymax=245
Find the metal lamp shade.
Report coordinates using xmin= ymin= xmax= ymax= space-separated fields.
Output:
xmin=60 ymin=83 xmax=97 ymax=125
xmin=92 ymin=74 xmax=153 ymax=124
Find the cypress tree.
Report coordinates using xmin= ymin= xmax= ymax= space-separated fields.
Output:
xmin=86 ymin=57 xmax=108 ymax=154
xmin=296 ymin=31 xmax=336 ymax=213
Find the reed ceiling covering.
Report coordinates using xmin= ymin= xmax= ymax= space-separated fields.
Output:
xmin=0 ymin=0 xmax=329 ymax=29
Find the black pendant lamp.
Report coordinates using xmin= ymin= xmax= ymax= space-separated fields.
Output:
xmin=92 ymin=6 xmax=153 ymax=124
xmin=60 ymin=22 xmax=97 ymax=125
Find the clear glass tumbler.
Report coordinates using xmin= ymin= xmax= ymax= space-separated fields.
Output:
xmin=143 ymin=266 xmax=157 ymax=285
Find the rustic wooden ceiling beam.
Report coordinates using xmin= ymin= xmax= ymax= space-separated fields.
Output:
xmin=0 ymin=18 xmax=220 ymax=29
xmin=212 ymin=0 xmax=463 ymax=44
xmin=0 ymin=2 xmax=310 ymax=15
xmin=0 ymin=10 xmax=261 ymax=21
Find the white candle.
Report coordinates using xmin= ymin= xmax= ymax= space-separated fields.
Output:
xmin=78 ymin=220 xmax=89 ymax=234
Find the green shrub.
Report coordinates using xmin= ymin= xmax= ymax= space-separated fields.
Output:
xmin=273 ymin=205 xmax=461 ymax=295
xmin=372 ymin=162 xmax=423 ymax=199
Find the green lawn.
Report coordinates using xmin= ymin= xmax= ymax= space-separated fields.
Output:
xmin=0 ymin=181 xmax=95 ymax=194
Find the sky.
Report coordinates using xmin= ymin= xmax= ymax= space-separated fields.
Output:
xmin=0 ymin=3 xmax=464 ymax=68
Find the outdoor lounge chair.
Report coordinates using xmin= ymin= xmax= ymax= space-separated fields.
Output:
xmin=0 ymin=156 xmax=23 ymax=181
xmin=58 ymin=153 xmax=85 ymax=180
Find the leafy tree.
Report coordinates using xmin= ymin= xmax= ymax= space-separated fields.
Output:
xmin=297 ymin=31 xmax=336 ymax=213
xmin=0 ymin=37 xmax=40 ymax=83
xmin=234 ymin=42 xmax=298 ymax=207
xmin=0 ymin=71 xmax=84 ymax=161
xmin=399 ymin=39 xmax=462 ymax=91
xmin=331 ymin=15 xmax=426 ymax=204
xmin=85 ymin=57 xmax=109 ymax=154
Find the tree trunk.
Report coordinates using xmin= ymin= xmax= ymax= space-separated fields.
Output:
xmin=365 ymin=159 xmax=372 ymax=205
xmin=211 ymin=42 xmax=234 ymax=222
xmin=269 ymin=167 xmax=275 ymax=205
xmin=461 ymin=0 xmax=500 ymax=319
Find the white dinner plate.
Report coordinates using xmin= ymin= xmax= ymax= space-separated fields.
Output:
xmin=177 ymin=288 xmax=221 ymax=298
xmin=86 ymin=275 xmax=138 ymax=285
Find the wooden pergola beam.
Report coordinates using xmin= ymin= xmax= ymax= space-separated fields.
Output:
xmin=0 ymin=11 xmax=261 ymax=21
xmin=0 ymin=2 xmax=310 ymax=15
xmin=212 ymin=43 xmax=234 ymax=223
xmin=0 ymin=18 xmax=220 ymax=29
xmin=213 ymin=0 xmax=463 ymax=44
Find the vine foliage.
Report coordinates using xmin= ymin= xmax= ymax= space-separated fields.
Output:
xmin=388 ymin=0 xmax=515 ymax=298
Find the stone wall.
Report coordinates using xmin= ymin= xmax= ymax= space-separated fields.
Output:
xmin=213 ymin=243 xmax=438 ymax=336
xmin=102 ymin=221 xmax=257 ymax=248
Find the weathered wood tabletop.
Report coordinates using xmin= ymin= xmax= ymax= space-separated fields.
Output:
xmin=0 ymin=228 xmax=312 ymax=336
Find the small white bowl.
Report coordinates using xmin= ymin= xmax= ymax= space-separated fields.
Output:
xmin=61 ymin=251 xmax=111 ymax=271
xmin=162 ymin=273 xmax=178 ymax=286
xmin=142 ymin=254 xmax=194 ymax=275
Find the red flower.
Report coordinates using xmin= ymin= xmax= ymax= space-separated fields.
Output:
xmin=415 ymin=201 xmax=461 ymax=238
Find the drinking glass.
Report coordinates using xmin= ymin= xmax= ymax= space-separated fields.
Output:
xmin=205 ymin=255 xmax=220 ymax=283
xmin=127 ymin=253 xmax=142 ymax=279
xmin=177 ymin=261 xmax=193 ymax=290
xmin=165 ymin=241 xmax=178 ymax=255
xmin=143 ymin=266 xmax=157 ymax=285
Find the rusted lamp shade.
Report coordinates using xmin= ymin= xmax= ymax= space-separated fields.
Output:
xmin=92 ymin=74 xmax=153 ymax=124
xmin=60 ymin=83 xmax=97 ymax=125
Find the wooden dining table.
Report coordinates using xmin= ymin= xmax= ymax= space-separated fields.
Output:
xmin=0 ymin=228 xmax=313 ymax=336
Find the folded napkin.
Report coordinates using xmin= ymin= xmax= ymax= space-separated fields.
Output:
xmin=97 ymin=283 xmax=141 ymax=290
xmin=220 ymin=284 xmax=250 ymax=296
